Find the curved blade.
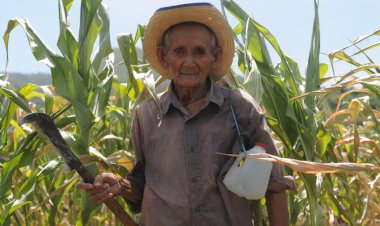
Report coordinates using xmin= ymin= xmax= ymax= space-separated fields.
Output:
xmin=20 ymin=112 xmax=93 ymax=182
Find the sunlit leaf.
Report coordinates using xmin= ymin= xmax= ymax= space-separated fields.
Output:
xmin=217 ymin=152 xmax=380 ymax=174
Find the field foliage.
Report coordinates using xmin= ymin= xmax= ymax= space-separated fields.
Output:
xmin=0 ymin=0 xmax=379 ymax=225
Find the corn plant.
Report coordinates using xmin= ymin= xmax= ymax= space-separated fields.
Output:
xmin=1 ymin=0 xmax=379 ymax=225
xmin=221 ymin=0 xmax=379 ymax=225
xmin=0 ymin=0 xmax=138 ymax=224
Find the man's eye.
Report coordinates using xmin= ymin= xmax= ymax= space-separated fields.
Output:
xmin=195 ymin=48 xmax=205 ymax=55
xmin=174 ymin=48 xmax=184 ymax=55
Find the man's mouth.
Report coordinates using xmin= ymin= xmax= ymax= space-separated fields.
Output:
xmin=180 ymin=70 xmax=199 ymax=75
xmin=180 ymin=67 xmax=199 ymax=75
xmin=180 ymin=72 xmax=197 ymax=75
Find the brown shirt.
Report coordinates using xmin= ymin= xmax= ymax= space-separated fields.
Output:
xmin=128 ymin=79 xmax=286 ymax=226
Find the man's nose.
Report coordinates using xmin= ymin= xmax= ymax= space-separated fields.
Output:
xmin=183 ymin=54 xmax=195 ymax=65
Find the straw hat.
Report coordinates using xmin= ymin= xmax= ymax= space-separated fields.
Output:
xmin=143 ymin=2 xmax=235 ymax=81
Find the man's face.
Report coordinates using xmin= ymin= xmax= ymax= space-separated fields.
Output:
xmin=158 ymin=24 xmax=220 ymax=89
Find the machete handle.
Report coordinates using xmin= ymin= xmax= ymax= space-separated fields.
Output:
xmin=76 ymin=165 xmax=95 ymax=184
xmin=105 ymin=199 xmax=138 ymax=226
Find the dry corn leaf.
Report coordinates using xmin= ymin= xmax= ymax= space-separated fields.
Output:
xmin=216 ymin=152 xmax=380 ymax=174
xmin=106 ymin=150 xmax=135 ymax=171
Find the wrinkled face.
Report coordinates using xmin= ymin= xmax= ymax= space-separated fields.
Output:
xmin=158 ymin=24 xmax=221 ymax=89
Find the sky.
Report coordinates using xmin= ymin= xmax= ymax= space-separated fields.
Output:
xmin=0 ymin=0 xmax=379 ymax=76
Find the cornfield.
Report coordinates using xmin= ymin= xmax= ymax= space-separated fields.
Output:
xmin=0 ymin=0 xmax=379 ymax=225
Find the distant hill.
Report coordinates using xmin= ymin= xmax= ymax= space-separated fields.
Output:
xmin=1 ymin=47 xmax=141 ymax=88
xmin=6 ymin=72 xmax=51 ymax=89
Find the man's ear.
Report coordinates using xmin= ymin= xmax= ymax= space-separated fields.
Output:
xmin=157 ymin=46 xmax=168 ymax=69
xmin=211 ymin=47 xmax=222 ymax=70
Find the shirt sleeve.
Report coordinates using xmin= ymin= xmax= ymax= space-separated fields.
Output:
xmin=125 ymin=108 xmax=146 ymax=213
xmin=231 ymin=89 xmax=294 ymax=192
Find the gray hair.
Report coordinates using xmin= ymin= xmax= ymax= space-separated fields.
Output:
xmin=162 ymin=22 xmax=217 ymax=51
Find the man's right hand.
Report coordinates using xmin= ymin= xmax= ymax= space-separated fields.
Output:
xmin=78 ymin=172 xmax=124 ymax=204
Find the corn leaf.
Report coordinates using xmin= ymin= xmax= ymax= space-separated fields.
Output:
xmin=217 ymin=152 xmax=380 ymax=174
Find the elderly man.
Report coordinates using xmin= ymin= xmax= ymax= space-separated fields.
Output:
xmin=80 ymin=3 xmax=292 ymax=226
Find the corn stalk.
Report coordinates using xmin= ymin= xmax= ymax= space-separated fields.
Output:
xmin=221 ymin=0 xmax=379 ymax=225
xmin=0 ymin=0 xmax=122 ymax=224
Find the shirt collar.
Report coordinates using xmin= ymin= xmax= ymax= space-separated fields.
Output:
xmin=160 ymin=77 xmax=225 ymax=116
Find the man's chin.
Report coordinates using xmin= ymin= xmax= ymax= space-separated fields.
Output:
xmin=178 ymin=73 xmax=198 ymax=78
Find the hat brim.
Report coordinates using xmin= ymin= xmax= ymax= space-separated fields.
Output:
xmin=143 ymin=3 xmax=234 ymax=81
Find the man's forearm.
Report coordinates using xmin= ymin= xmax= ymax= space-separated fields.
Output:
xmin=266 ymin=191 xmax=289 ymax=226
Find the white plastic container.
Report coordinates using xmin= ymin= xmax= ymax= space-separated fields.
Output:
xmin=223 ymin=144 xmax=273 ymax=200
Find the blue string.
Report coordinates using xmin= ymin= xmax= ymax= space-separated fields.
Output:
xmin=230 ymin=90 xmax=247 ymax=155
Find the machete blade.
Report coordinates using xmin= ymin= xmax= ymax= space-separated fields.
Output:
xmin=20 ymin=112 xmax=94 ymax=183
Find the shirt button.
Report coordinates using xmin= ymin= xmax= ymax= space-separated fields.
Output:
xmin=192 ymin=177 xmax=198 ymax=182
xmin=196 ymin=206 xmax=201 ymax=212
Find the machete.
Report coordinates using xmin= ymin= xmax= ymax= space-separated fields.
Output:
xmin=20 ymin=112 xmax=137 ymax=226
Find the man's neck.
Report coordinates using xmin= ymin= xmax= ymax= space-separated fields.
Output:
xmin=174 ymin=78 xmax=210 ymax=113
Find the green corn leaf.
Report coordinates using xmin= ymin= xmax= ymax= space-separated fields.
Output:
xmin=300 ymin=174 xmax=319 ymax=226
xmin=304 ymin=0 xmax=321 ymax=109
xmin=58 ymin=0 xmax=79 ymax=69
xmin=0 ymin=134 xmax=40 ymax=199
xmin=351 ymin=42 xmax=380 ymax=59
xmin=285 ymin=106 xmax=316 ymax=161
xmin=129 ymin=36 xmax=139 ymax=72
xmin=78 ymin=0 xmax=103 ymax=84
xmin=5 ymin=160 xmax=61 ymax=223
xmin=0 ymin=201 xmax=12 ymax=225
xmin=361 ymin=82 xmax=380 ymax=97
xmin=325 ymin=175 xmax=355 ymax=224
xmin=241 ymin=59 xmax=263 ymax=104
xmin=90 ymin=69 xmax=113 ymax=121
xmin=0 ymin=101 xmax=15 ymax=145
xmin=63 ymin=0 xmax=75 ymax=11
xmin=261 ymin=76 xmax=297 ymax=144
xmin=242 ymin=18 xmax=266 ymax=65
xmin=40 ymin=86 xmax=54 ymax=115
xmin=134 ymin=24 xmax=146 ymax=45
xmin=0 ymin=85 xmax=31 ymax=113
xmin=316 ymin=127 xmax=332 ymax=157
xmin=319 ymin=63 xmax=328 ymax=79
xmin=117 ymin=33 xmax=140 ymax=97
xmin=3 ymin=18 xmax=56 ymax=70
xmin=55 ymin=114 xmax=77 ymax=128
xmin=0 ymin=83 xmax=39 ymax=148
xmin=3 ymin=17 xmax=88 ymax=106
xmin=19 ymin=83 xmax=40 ymax=96
xmin=289 ymin=193 xmax=304 ymax=225
xmin=71 ymin=101 xmax=94 ymax=154
xmin=31 ymin=176 xmax=78 ymax=213
xmin=49 ymin=56 xmax=87 ymax=103
xmin=78 ymin=193 xmax=99 ymax=225
xmin=328 ymin=50 xmax=375 ymax=75
xmin=331 ymin=29 xmax=380 ymax=54
xmin=92 ymin=2 xmax=113 ymax=74
xmin=265 ymin=116 xmax=292 ymax=151
xmin=223 ymin=0 xmax=302 ymax=94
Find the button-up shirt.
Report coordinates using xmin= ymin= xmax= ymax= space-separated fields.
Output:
xmin=128 ymin=79 xmax=286 ymax=226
